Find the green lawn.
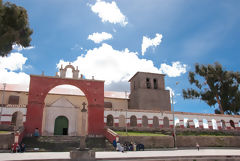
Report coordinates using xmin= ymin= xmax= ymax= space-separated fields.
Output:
xmin=115 ymin=131 xmax=167 ymax=136
xmin=0 ymin=131 xmax=10 ymax=134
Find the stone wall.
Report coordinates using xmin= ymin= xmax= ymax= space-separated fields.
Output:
xmin=119 ymin=135 xmax=240 ymax=148
xmin=0 ymin=124 xmax=14 ymax=131
xmin=0 ymin=133 xmax=14 ymax=149
xmin=176 ymin=136 xmax=240 ymax=147
xmin=119 ymin=136 xmax=173 ymax=148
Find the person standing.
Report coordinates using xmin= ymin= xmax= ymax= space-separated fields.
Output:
xmin=196 ymin=142 xmax=200 ymax=151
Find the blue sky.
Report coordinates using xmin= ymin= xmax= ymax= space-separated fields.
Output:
xmin=1 ymin=0 xmax=240 ymax=114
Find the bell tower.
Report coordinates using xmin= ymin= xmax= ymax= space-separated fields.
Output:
xmin=128 ymin=72 xmax=171 ymax=111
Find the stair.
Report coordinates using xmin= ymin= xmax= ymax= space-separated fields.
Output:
xmin=22 ymin=136 xmax=115 ymax=152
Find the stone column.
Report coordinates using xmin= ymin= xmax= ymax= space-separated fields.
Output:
xmin=159 ymin=118 xmax=163 ymax=128
xmin=169 ymin=119 xmax=174 ymax=128
xmin=217 ymin=120 xmax=222 ymax=130
xmin=189 ymin=120 xmax=195 ymax=128
xmin=198 ymin=120 xmax=203 ymax=129
xmin=208 ymin=120 xmax=213 ymax=129
xmin=80 ymin=102 xmax=87 ymax=150
xmin=179 ymin=119 xmax=184 ymax=128
xmin=137 ymin=118 xmax=141 ymax=127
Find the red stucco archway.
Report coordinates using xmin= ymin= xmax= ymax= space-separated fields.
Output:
xmin=25 ymin=75 xmax=104 ymax=136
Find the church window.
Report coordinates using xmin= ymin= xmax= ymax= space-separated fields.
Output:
xmin=8 ymin=95 xmax=19 ymax=104
xmin=146 ymin=78 xmax=151 ymax=89
xmin=153 ymin=78 xmax=158 ymax=89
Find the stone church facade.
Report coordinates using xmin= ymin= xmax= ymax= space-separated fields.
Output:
xmin=0 ymin=64 xmax=240 ymax=138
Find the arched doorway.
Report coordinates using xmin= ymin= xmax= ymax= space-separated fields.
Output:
xmin=203 ymin=119 xmax=209 ymax=129
xmin=106 ymin=115 xmax=114 ymax=126
xmin=163 ymin=117 xmax=169 ymax=128
xmin=54 ymin=116 xmax=69 ymax=135
xmin=42 ymin=85 xmax=87 ymax=136
xmin=25 ymin=69 xmax=104 ymax=136
xmin=130 ymin=115 xmax=137 ymax=127
xmin=193 ymin=119 xmax=199 ymax=128
xmin=11 ymin=111 xmax=23 ymax=128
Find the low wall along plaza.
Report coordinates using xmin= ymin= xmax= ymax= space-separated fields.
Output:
xmin=119 ymin=135 xmax=240 ymax=148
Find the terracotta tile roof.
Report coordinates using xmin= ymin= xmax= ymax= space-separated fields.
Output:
xmin=2 ymin=84 xmax=129 ymax=99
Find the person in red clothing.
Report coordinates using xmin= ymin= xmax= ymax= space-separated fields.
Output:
xmin=11 ymin=143 xmax=19 ymax=153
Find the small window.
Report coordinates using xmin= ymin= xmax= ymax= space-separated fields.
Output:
xmin=153 ymin=78 xmax=158 ymax=89
xmin=104 ymin=102 xmax=112 ymax=108
xmin=146 ymin=78 xmax=151 ymax=89
xmin=133 ymin=81 xmax=136 ymax=89
xmin=8 ymin=96 xmax=19 ymax=105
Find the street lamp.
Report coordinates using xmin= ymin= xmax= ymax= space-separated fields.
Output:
xmin=1 ymin=83 xmax=7 ymax=123
xmin=125 ymin=109 xmax=128 ymax=135
xmin=171 ymin=82 xmax=178 ymax=148
xmin=125 ymin=91 xmax=128 ymax=136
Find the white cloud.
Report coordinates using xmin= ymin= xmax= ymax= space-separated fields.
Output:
xmin=90 ymin=0 xmax=128 ymax=26
xmin=159 ymin=61 xmax=187 ymax=77
xmin=88 ymin=32 xmax=113 ymax=44
xmin=57 ymin=43 xmax=159 ymax=85
xmin=0 ymin=53 xmax=30 ymax=84
xmin=0 ymin=53 xmax=27 ymax=71
xmin=141 ymin=33 xmax=163 ymax=55
xmin=57 ymin=43 xmax=187 ymax=86
xmin=12 ymin=44 xmax=35 ymax=52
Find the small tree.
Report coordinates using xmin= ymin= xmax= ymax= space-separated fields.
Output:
xmin=183 ymin=62 xmax=240 ymax=115
xmin=0 ymin=0 xmax=33 ymax=57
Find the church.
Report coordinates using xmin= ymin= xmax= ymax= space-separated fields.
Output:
xmin=0 ymin=64 xmax=239 ymax=138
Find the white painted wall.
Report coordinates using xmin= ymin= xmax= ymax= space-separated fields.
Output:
xmin=43 ymin=97 xmax=79 ymax=136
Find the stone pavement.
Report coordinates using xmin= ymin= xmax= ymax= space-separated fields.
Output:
xmin=0 ymin=149 xmax=240 ymax=161
xmin=0 ymin=152 xmax=70 ymax=161
xmin=96 ymin=149 xmax=240 ymax=160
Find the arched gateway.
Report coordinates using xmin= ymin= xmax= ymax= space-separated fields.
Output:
xmin=25 ymin=65 xmax=104 ymax=136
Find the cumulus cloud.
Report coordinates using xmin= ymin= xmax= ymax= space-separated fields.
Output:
xmin=90 ymin=0 xmax=128 ymax=26
xmin=57 ymin=43 xmax=187 ymax=86
xmin=159 ymin=61 xmax=187 ymax=77
xmin=0 ymin=53 xmax=30 ymax=84
xmin=12 ymin=44 xmax=35 ymax=52
xmin=141 ymin=33 xmax=163 ymax=55
xmin=88 ymin=32 xmax=113 ymax=43
xmin=0 ymin=53 xmax=27 ymax=71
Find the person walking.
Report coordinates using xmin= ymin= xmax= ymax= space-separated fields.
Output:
xmin=196 ymin=142 xmax=200 ymax=151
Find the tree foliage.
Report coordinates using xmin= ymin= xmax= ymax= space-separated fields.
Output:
xmin=183 ymin=62 xmax=240 ymax=115
xmin=0 ymin=0 xmax=33 ymax=57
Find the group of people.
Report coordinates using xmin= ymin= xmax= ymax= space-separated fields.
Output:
xmin=113 ymin=140 xmax=144 ymax=152
xmin=10 ymin=142 xmax=26 ymax=153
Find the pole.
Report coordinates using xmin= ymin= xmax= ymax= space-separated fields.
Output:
xmin=172 ymin=92 xmax=176 ymax=148
xmin=1 ymin=83 xmax=6 ymax=123
xmin=125 ymin=109 xmax=128 ymax=135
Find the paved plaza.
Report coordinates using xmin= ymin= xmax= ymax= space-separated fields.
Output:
xmin=0 ymin=149 xmax=240 ymax=161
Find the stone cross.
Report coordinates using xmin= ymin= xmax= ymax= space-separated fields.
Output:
xmin=81 ymin=102 xmax=87 ymax=112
